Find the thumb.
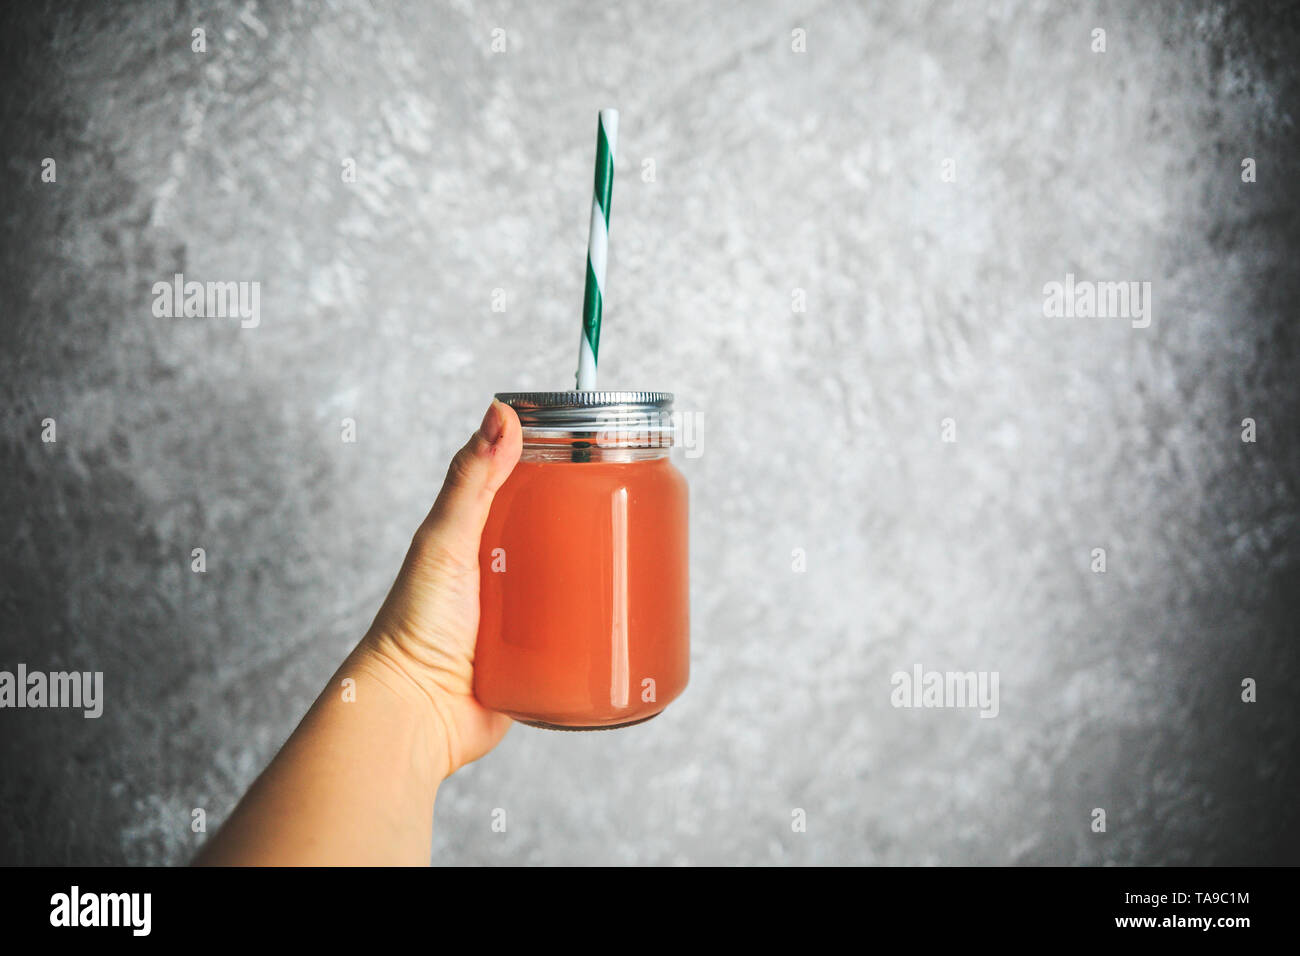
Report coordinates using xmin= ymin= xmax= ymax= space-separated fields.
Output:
xmin=417 ymin=399 xmax=522 ymax=566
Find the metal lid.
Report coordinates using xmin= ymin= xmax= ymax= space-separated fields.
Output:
xmin=495 ymin=391 xmax=674 ymax=439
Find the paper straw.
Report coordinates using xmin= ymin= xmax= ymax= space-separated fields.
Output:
xmin=576 ymin=108 xmax=618 ymax=390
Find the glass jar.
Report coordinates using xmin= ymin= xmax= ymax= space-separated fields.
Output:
xmin=475 ymin=391 xmax=690 ymax=730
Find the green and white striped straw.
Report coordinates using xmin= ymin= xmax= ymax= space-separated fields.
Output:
xmin=576 ymin=108 xmax=618 ymax=390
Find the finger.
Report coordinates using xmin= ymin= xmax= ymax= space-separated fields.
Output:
xmin=418 ymin=400 xmax=522 ymax=558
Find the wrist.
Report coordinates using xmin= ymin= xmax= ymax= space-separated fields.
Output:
xmin=348 ymin=635 xmax=454 ymax=784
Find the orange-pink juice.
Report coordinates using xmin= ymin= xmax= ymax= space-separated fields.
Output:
xmin=475 ymin=455 xmax=689 ymax=729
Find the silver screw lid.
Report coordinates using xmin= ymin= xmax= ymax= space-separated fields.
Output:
xmin=495 ymin=390 xmax=673 ymax=431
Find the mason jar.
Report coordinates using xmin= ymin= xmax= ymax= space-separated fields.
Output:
xmin=474 ymin=391 xmax=690 ymax=730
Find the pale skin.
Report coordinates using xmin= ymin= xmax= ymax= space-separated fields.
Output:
xmin=194 ymin=400 xmax=523 ymax=866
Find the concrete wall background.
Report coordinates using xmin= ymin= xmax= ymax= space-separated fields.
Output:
xmin=1 ymin=0 xmax=1298 ymax=864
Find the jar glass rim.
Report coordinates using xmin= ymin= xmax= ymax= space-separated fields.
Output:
xmin=495 ymin=391 xmax=676 ymax=447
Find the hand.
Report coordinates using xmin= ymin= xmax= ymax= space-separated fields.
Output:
xmin=357 ymin=399 xmax=522 ymax=778
xmin=194 ymin=399 xmax=524 ymax=865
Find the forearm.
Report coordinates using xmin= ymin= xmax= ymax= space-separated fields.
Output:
xmin=194 ymin=641 xmax=448 ymax=866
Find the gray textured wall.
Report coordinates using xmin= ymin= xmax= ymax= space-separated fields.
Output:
xmin=2 ymin=0 xmax=1298 ymax=865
